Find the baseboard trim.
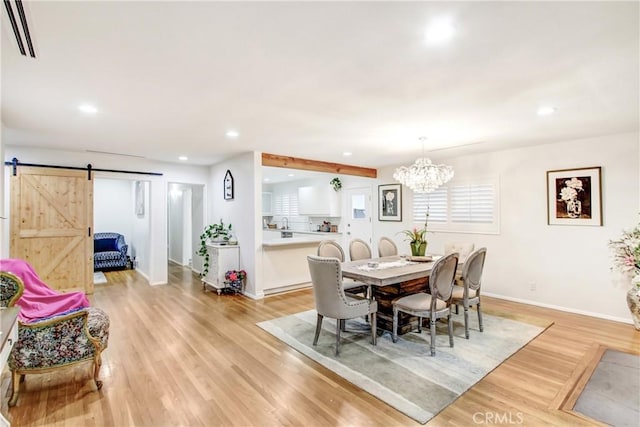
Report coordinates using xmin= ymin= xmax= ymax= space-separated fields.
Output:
xmin=483 ymin=292 xmax=632 ymax=325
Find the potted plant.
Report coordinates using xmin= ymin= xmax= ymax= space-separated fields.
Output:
xmin=399 ymin=211 xmax=429 ymax=256
xmin=330 ymin=177 xmax=342 ymax=192
xmin=197 ymin=219 xmax=232 ymax=278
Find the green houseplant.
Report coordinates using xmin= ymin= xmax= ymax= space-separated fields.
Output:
xmin=197 ymin=219 xmax=232 ymax=278
xmin=330 ymin=177 xmax=342 ymax=192
xmin=399 ymin=211 xmax=429 ymax=256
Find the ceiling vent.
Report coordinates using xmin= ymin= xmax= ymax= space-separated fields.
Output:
xmin=3 ymin=0 xmax=36 ymax=58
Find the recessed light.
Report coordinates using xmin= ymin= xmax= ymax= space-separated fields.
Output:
xmin=537 ymin=106 xmax=556 ymax=116
xmin=425 ymin=18 xmax=455 ymax=44
xmin=264 ymin=178 xmax=271 ymax=182
xmin=178 ymin=156 xmax=188 ymax=161
xmin=288 ymin=174 xmax=295 ymax=177
xmin=226 ymin=130 xmax=239 ymax=138
xmin=78 ymin=104 xmax=98 ymax=114
xmin=343 ymin=152 xmax=352 ymax=157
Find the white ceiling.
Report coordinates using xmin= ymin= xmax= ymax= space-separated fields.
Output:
xmin=2 ymin=1 xmax=638 ymax=169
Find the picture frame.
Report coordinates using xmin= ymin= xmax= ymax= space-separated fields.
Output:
xmin=546 ymin=166 xmax=602 ymax=226
xmin=378 ymin=183 xmax=402 ymax=221
xmin=224 ymin=169 xmax=234 ymax=200
xmin=135 ymin=181 xmax=145 ymax=216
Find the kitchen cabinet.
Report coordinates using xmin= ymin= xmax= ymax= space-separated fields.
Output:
xmin=262 ymin=192 xmax=273 ymax=215
xmin=298 ymin=185 xmax=341 ymax=216
xmin=202 ymin=244 xmax=240 ymax=294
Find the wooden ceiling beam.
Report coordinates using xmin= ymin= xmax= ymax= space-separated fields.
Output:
xmin=261 ymin=153 xmax=377 ymax=178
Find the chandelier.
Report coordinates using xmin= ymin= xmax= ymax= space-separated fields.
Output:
xmin=393 ymin=138 xmax=454 ymax=193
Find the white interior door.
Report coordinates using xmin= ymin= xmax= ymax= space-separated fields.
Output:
xmin=343 ymin=187 xmax=373 ymax=260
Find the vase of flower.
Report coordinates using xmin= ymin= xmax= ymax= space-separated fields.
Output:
xmin=626 ymin=286 xmax=640 ymax=330
xmin=411 ymin=241 xmax=427 ymax=256
xmin=608 ymin=219 xmax=640 ymax=330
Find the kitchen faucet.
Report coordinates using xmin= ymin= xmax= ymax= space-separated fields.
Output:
xmin=282 ymin=217 xmax=289 ymax=230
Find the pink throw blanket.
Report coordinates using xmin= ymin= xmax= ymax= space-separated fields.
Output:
xmin=0 ymin=258 xmax=90 ymax=323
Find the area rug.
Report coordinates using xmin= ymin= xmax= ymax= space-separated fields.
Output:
xmin=573 ymin=349 xmax=640 ymax=426
xmin=93 ymin=271 xmax=108 ymax=284
xmin=258 ymin=309 xmax=550 ymax=424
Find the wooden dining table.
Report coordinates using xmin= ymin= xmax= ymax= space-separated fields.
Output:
xmin=341 ymin=255 xmax=444 ymax=334
xmin=341 ymin=255 xmax=441 ymax=288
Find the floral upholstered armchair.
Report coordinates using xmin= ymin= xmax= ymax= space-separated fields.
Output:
xmin=0 ymin=271 xmax=110 ymax=406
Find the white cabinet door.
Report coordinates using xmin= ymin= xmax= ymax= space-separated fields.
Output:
xmin=262 ymin=192 xmax=272 ymax=215
xmin=298 ymin=185 xmax=341 ymax=216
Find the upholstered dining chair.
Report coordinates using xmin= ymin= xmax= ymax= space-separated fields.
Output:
xmin=317 ymin=240 xmax=367 ymax=297
xmin=392 ymin=252 xmax=459 ymax=356
xmin=451 ymin=247 xmax=487 ymax=339
xmin=307 ymin=255 xmax=377 ymax=356
xmin=444 ymin=242 xmax=475 ymax=285
xmin=378 ymin=237 xmax=398 ymax=257
xmin=349 ymin=238 xmax=372 ymax=261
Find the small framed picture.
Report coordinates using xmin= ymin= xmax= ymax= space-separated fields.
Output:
xmin=224 ymin=170 xmax=234 ymax=200
xmin=546 ymin=166 xmax=602 ymax=226
xmin=379 ymin=184 xmax=402 ymax=221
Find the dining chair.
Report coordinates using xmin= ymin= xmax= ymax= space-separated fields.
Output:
xmin=392 ymin=252 xmax=459 ymax=356
xmin=317 ymin=240 xmax=367 ymax=297
xmin=378 ymin=237 xmax=398 ymax=257
xmin=451 ymin=247 xmax=487 ymax=339
xmin=349 ymin=238 xmax=372 ymax=261
xmin=307 ymin=255 xmax=378 ymax=356
xmin=444 ymin=242 xmax=475 ymax=285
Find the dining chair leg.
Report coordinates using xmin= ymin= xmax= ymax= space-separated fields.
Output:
xmin=477 ymin=301 xmax=484 ymax=332
xmin=463 ymin=305 xmax=470 ymax=339
xmin=455 ymin=304 xmax=459 ymax=315
xmin=313 ymin=314 xmax=323 ymax=345
xmin=340 ymin=319 xmax=346 ymax=332
xmin=371 ymin=312 xmax=377 ymax=345
xmin=448 ymin=311 xmax=454 ymax=348
xmin=392 ymin=306 xmax=398 ymax=343
xmin=429 ymin=314 xmax=436 ymax=356
xmin=335 ymin=319 xmax=341 ymax=356
xmin=417 ymin=316 xmax=422 ymax=333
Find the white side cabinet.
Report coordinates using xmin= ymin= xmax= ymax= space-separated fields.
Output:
xmin=202 ymin=243 xmax=240 ymax=294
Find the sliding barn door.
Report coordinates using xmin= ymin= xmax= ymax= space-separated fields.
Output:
xmin=10 ymin=167 xmax=94 ymax=294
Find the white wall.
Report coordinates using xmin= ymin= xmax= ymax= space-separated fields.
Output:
xmin=209 ymin=152 xmax=260 ymax=297
xmin=191 ymin=185 xmax=205 ymax=273
xmin=168 ymin=185 xmax=185 ymax=264
xmin=0 ymin=135 xmax=4 ymax=258
xmin=375 ymin=132 xmax=639 ymax=323
xmin=3 ymin=146 xmax=210 ymax=285
xmin=94 ymin=178 xmax=134 ymax=246
xmin=131 ymin=180 xmax=151 ymax=275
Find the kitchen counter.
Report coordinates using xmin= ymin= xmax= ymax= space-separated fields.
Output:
xmin=262 ymin=230 xmax=341 ymax=247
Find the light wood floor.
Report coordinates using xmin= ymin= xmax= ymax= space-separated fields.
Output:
xmin=2 ymin=264 xmax=639 ymax=426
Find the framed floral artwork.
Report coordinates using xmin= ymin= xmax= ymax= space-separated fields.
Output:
xmin=379 ymin=183 xmax=402 ymax=221
xmin=546 ymin=166 xmax=602 ymax=226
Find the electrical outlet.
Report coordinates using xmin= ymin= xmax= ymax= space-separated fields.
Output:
xmin=529 ymin=281 xmax=536 ymax=291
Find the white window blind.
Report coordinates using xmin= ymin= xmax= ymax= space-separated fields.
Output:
xmin=450 ymin=184 xmax=494 ymax=223
xmin=411 ymin=177 xmax=500 ymax=234
xmin=273 ymin=192 xmax=299 ymax=217
xmin=413 ymin=187 xmax=447 ymax=224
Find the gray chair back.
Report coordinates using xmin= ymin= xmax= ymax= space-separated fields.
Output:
xmin=349 ymin=239 xmax=372 ymax=261
xmin=429 ymin=252 xmax=459 ymax=303
xmin=462 ymin=248 xmax=487 ymax=293
xmin=307 ymin=255 xmax=353 ymax=319
xmin=317 ymin=240 xmax=345 ymax=262
xmin=378 ymin=237 xmax=398 ymax=257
